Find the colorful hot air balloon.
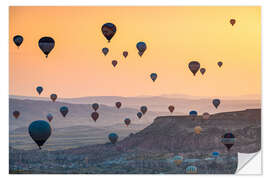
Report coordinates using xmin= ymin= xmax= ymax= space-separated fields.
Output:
xmin=28 ymin=120 xmax=51 ymax=149
xmin=136 ymin=42 xmax=147 ymax=57
xmin=38 ymin=37 xmax=55 ymax=58
xmin=91 ymin=112 xmax=99 ymax=122
xmin=173 ymin=155 xmax=183 ymax=166
xmin=13 ymin=35 xmax=23 ymax=48
xmin=50 ymin=94 xmax=57 ymax=102
xmin=217 ymin=61 xmax=223 ymax=67
xmin=189 ymin=110 xmax=198 ymax=120
xmin=212 ymin=99 xmax=221 ymax=109
xmin=212 ymin=151 xmax=220 ymax=157
xmin=194 ymin=126 xmax=202 ymax=134
xmin=13 ymin=110 xmax=20 ymax=119
xmin=112 ymin=60 xmax=118 ymax=67
xmin=123 ymin=51 xmax=128 ymax=58
xmin=92 ymin=103 xmax=99 ymax=111
xmin=36 ymin=86 xmax=43 ymax=95
xmin=46 ymin=113 xmax=53 ymax=122
xmin=202 ymin=112 xmax=210 ymax=120
xmin=150 ymin=73 xmax=157 ymax=82
xmin=102 ymin=47 xmax=109 ymax=56
xmin=186 ymin=166 xmax=198 ymax=174
xmin=168 ymin=105 xmax=175 ymax=113
xmin=108 ymin=133 xmax=118 ymax=144
xmin=221 ymin=133 xmax=235 ymax=151
xmin=188 ymin=61 xmax=200 ymax=76
xmin=230 ymin=19 xmax=236 ymax=26
xmin=137 ymin=112 xmax=143 ymax=119
xmin=101 ymin=23 xmax=116 ymax=42
xmin=115 ymin=102 xmax=122 ymax=109
xmin=124 ymin=118 xmax=131 ymax=126
xmin=60 ymin=106 xmax=69 ymax=117
xmin=140 ymin=106 xmax=148 ymax=115
xmin=200 ymin=68 xmax=206 ymax=75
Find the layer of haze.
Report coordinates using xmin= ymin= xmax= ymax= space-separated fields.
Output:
xmin=9 ymin=6 xmax=261 ymax=98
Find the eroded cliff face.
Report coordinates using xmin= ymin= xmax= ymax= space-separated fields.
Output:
xmin=118 ymin=109 xmax=261 ymax=153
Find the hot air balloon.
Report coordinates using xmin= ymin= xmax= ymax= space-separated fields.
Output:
xmin=50 ymin=94 xmax=57 ymax=102
xmin=112 ymin=60 xmax=118 ymax=67
xmin=200 ymin=68 xmax=206 ymax=75
xmin=91 ymin=112 xmax=99 ymax=122
xmin=140 ymin=106 xmax=147 ymax=115
xmin=202 ymin=112 xmax=210 ymax=120
xmin=150 ymin=73 xmax=157 ymax=82
xmin=115 ymin=102 xmax=122 ymax=109
xmin=13 ymin=110 xmax=20 ymax=119
xmin=13 ymin=35 xmax=23 ymax=48
xmin=194 ymin=126 xmax=202 ymax=134
xmin=212 ymin=99 xmax=221 ymax=109
xmin=168 ymin=105 xmax=175 ymax=113
xmin=92 ymin=103 xmax=99 ymax=111
xmin=38 ymin=37 xmax=55 ymax=58
xmin=102 ymin=47 xmax=109 ymax=56
xmin=60 ymin=106 xmax=69 ymax=117
xmin=221 ymin=133 xmax=235 ymax=151
xmin=173 ymin=155 xmax=183 ymax=166
xmin=217 ymin=61 xmax=223 ymax=67
xmin=36 ymin=86 xmax=43 ymax=95
xmin=212 ymin=151 xmax=220 ymax=158
xmin=46 ymin=113 xmax=53 ymax=122
xmin=137 ymin=112 xmax=143 ymax=119
xmin=189 ymin=110 xmax=198 ymax=120
xmin=230 ymin=19 xmax=236 ymax=26
xmin=101 ymin=23 xmax=116 ymax=42
xmin=124 ymin=118 xmax=131 ymax=126
xmin=188 ymin=61 xmax=200 ymax=76
xmin=186 ymin=166 xmax=198 ymax=174
xmin=136 ymin=42 xmax=147 ymax=57
xmin=123 ymin=51 xmax=128 ymax=58
xmin=28 ymin=120 xmax=51 ymax=149
xmin=108 ymin=133 xmax=118 ymax=144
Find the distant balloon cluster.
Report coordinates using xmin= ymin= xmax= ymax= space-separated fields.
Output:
xmin=12 ymin=18 xmax=236 ymax=152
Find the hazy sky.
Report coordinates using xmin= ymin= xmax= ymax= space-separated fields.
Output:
xmin=9 ymin=6 xmax=261 ymax=98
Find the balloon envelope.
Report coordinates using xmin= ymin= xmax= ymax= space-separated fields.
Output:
xmin=150 ymin=73 xmax=157 ymax=82
xmin=46 ymin=113 xmax=53 ymax=122
xmin=92 ymin=103 xmax=99 ymax=111
xmin=217 ymin=61 xmax=223 ymax=67
xmin=230 ymin=19 xmax=236 ymax=26
xmin=38 ymin=37 xmax=55 ymax=58
xmin=13 ymin=35 xmax=23 ymax=47
xmin=189 ymin=110 xmax=198 ymax=116
xmin=28 ymin=120 xmax=51 ymax=149
xmin=212 ymin=152 xmax=220 ymax=157
xmin=186 ymin=166 xmax=198 ymax=174
xmin=212 ymin=99 xmax=221 ymax=108
xmin=60 ymin=106 xmax=69 ymax=117
xmin=112 ymin=60 xmax=118 ymax=67
xmin=168 ymin=105 xmax=175 ymax=113
xmin=221 ymin=133 xmax=235 ymax=150
xmin=200 ymin=68 xmax=206 ymax=75
xmin=124 ymin=118 xmax=131 ymax=126
xmin=36 ymin=86 xmax=43 ymax=95
xmin=13 ymin=110 xmax=20 ymax=119
xmin=108 ymin=133 xmax=118 ymax=144
xmin=140 ymin=106 xmax=148 ymax=114
xmin=101 ymin=23 xmax=116 ymax=42
xmin=91 ymin=112 xmax=99 ymax=122
xmin=123 ymin=51 xmax=128 ymax=58
xmin=115 ymin=102 xmax=122 ymax=109
xmin=173 ymin=155 xmax=183 ymax=166
xmin=188 ymin=61 xmax=200 ymax=76
xmin=137 ymin=112 xmax=143 ymax=119
xmin=136 ymin=42 xmax=147 ymax=56
xmin=194 ymin=126 xmax=202 ymax=134
xmin=102 ymin=47 xmax=109 ymax=56
xmin=202 ymin=112 xmax=210 ymax=120
xmin=50 ymin=94 xmax=57 ymax=102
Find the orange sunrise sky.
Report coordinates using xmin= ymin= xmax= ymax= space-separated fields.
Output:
xmin=9 ymin=6 xmax=261 ymax=98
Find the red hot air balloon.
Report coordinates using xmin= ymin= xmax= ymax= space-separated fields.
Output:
xmin=115 ymin=102 xmax=122 ymax=109
xmin=230 ymin=19 xmax=236 ymax=26
xmin=168 ymin=105 xmax=175 ymax=113
xmin=188 ymin=61 xmax=200 ymax=76
xmin=124 ymin=118 xmax=131 ymax=126
xmin=112 ymin=60 xmax=118 ymax=67
xmin=91 ymin=112 xmax=99 ymax=122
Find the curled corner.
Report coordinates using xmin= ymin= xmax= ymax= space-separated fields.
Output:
xmin=236 ymin=151 xmax=262 ymax=175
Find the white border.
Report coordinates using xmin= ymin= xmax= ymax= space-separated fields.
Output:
xmin=2 ymin=0 xmax=269 ymax=179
